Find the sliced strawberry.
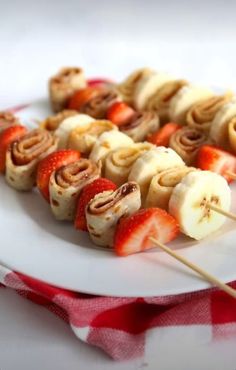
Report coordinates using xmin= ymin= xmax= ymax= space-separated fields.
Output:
xmin=196 ymin=145 xmax=236 ymax=183
xmin=0 ymin=125 xmax=27 ymax=173
xmin=87 ymin=78 xmax=114 ymax=88
xmin=75 ymin=178 xmax=117 ymax=231
xmin=147 ymin=122 xmax=181 ymax=147
xmin=37 ymin=149 xmax=81 ymax=202
xmin=68 ymin=87 xmax=101 ymax=111
xmin=114 ymin=208 xmax=179 ymax=257
xmin=107 ymin=101 xmax=136 ymax=126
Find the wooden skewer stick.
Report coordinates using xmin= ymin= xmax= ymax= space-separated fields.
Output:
xmin=149 ymin=237 xmax=236 ymax=299
xmin=226 ymin=171 xmax=236 ymax=180
xmin=207 ymin=203 xmax=236 ymax=222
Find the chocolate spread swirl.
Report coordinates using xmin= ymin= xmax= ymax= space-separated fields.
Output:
xmin=87 ymin=182 xmax=138 ymax=215
xmin=80 ymin=88 xmax=118 ymax=119
xmin=0 ymin=111 xmax=20 ymax=133
xmin=11 ymin=129 xmax=57 ymax=166
xmin=55 ymin=159 xmax=100 ymax=189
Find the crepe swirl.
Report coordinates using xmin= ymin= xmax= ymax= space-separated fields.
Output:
xmin=79 ymin=88 xmax=118 ymax=119
xmin=6 ymin=129 xmax=58 ymax=191
xmin=228 ymin=116 xmax=236 ymax=154
xmin=169 ymin=126 xmax=208 ymax=165
xmin=0 ymin=111 xmax=20 ymax=133
xmin=104 ymin=142 xmax=154 ymax=186
xmin=186 ymin=94 xmax=233 ymax=133
xmin=68 ymin=120 xmax=117 ymax=155
xmin=145 ymin=166 xmax=196 ymax=209
xmin=117 ymin=68 xmax=153 ymax=105
xmin=86 ymin=181 xmax=141 ymax=247
xmin=120 ymin=111 xmax=159 ymax=142
xmin=49 ymin=67 xmax=87 ymax=112
xmin=49 ymin=159 xmax=101 ymax=220
xmin=40 ymin=110 xmax=78 ymax=132
xmin=145 ymin=80 xmax=187 ymax=123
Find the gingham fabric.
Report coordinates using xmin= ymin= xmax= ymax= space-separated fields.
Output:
xmin=1 ymin=264 xmax=236 ymax=361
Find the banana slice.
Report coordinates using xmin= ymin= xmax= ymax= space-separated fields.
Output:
xmin=228 ymin=116 xmax=236 ymax=153
xmin=128 ymin=147 xmax=184 ymax=198
xmin=104 ymin=142 xmax=154 ymax=186
xmin=169 ymin=170 xmax=231 ymax=240
xmin=134 ymin=72 xmax=174 ymax=110
xmin=89 ymin=130 xmax=134 ymax=164
xmin=68 ymin=120 xmax=117 ymax=155
xmin=210 ymin=98 xmax=236 ymax=147
xmin=145 ymin=166 xmax=196 ymax=209
xmin=54 ymin=114 xmax=95 ymax=149
xmin=169 ymin=85 xmax=213 ymax=124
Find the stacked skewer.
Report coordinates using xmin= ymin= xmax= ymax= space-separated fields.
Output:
xmin=1 ymin=66 xmax=236 ymax=298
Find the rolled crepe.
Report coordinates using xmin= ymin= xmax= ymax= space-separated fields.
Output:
xmin=49 ymin=67 xmax=87 ymax=112
xmin=40 ymin=110 xmax=78 ymax=132
xmin=117 ymin=68 xmax=154 ymax=105
xmin=104 ymin=142 xmax=154 ymax=186
xmin=145 ymin=80 xmax=187 ymax=123
xmin=134 ymin=72 xmax=174 ymax=110
xmin=79 ymin=88 xmax=118 ymax=119
xmin=49 ymin=159 xmax=101 ymax=221
xmin=145 ymin=166 xmax=196 ymax=209
xmin=54 ymin=114 xmax=95 ymax=149
xmin=6 ymin=129 xmax=58 ymax=191
xmin=186 ymin=93 xmax=233 ymax=133
xmin=169 ymin=85 xmax=213 ymax=124
xmin=228 ymin=117 xmax=236 ymax=154
xmin=0 ymin=111 xmax=19 ymax=133
xmin=86 ymin=181 xmax=141 ymax=247
xmin=210 ymin=98 xmax=236 ymax=147
xmin=169 ymin=126 xmax=209 ymax=165
xmin=68 ymin=120 xmax=117 ymax=155
xmin=89 ymin=130 xmax=134 ymax=165
xmin=120 ymin=111 xmax=159 ymax=142
xmin=128 ymin=147 xmax=184 ymax=199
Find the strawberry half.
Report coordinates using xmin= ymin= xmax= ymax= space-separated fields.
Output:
xmin=74 ymin=178 xmax=117 ymax=231
xmin=107 ymin=101 xmax=136 ymax=126
xmin=68 ymin=87 xmax=101 ymax=111
xmin=87 ymin=78 xmax=114 ymax=88
xmin=37 ymin=149 xmax=81 ymax=202
xmin=0 ymin=125 xmax=27 ymax=173
xmin=147 ymin=122 xmax=181 ymax=147
xmin=196 ymin=145 xmax=236 ymax=183
xmin=114 ymin=208 xmax=179 ymax=257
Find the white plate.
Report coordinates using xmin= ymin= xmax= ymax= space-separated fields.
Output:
xmin=1 ymin=100 xmax=236 ymax=297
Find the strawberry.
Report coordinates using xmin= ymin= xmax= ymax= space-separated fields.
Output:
xmin=114 ymin=208 xmax=179 ymax=257
xmin=37 ymin=149 xmax=80 ymax=202
xmin=68 ymin=87 xmax=101 ymax=111
xmin=75 ymin=178 xmax=117 ymax=231
xmin=106 ymin=101 xmax=135 ymax=126
xmin=87 ymin=78 xmax=114 ymax=88
xmin=0 ymin=125 xmax=27 ymax=173
xmin=196 ymin=145 xmax=236 ymax=183
xmin=147 ymin=122 xmax=181 ymax=147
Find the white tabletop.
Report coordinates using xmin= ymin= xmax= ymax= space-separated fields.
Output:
xmin=1 ymin=0 xmax=236 ymax=368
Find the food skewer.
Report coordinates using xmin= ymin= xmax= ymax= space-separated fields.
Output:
xmin=226 ymin=171 xmax=236 ymax=180
xmin=149 ymin=237 xmax=236 ymax=299
xmin=207 ymin=203 xmax=236 ymax=222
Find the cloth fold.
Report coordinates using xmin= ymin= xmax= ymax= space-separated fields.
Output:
xmin=1 ymin=264 xmax=236 ymax=361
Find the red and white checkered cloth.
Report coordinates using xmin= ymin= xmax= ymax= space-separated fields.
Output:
xmin=1 ymin=264 xmax=236 ymax=361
